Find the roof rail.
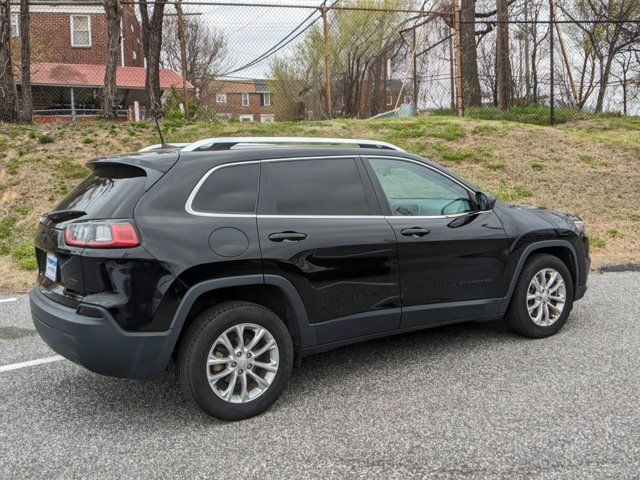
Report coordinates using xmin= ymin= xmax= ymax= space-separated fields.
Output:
xmin=138 ymin=143 xmax=190 ymax=152
xmin=179 ymin=137 xmax=405 ymax=152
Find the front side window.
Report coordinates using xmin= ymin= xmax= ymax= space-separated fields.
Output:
xmin=11 ymin=13 xmax=19 ymax=37
xmin=261 ymin=93 xmax=271 ymax=106
xmin=191 ymin=163 xmax=259 ymax=214
xmin=368 ymin=158 xmax=473 ymax=216
xmin=71 ymin=15 xmax=92 ymax=47
xmin=216 ymin=93 xmax=227 ymax=104
xmin=262 ymin=158 xmax=369 ymax=216
xmin=242 ymin=92 xmax=250 ymax=106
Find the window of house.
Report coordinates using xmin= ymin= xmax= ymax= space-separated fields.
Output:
xmin=11 ymin=13 xmax=19 ymax=37
xmin=261 ymin=92 xmax=271 ymax=107
xmin=242 ymin=92 xmax=250 ymax=106
xmin=216 ymin=113 xmax=232 ymax=121
xmin=191 ymin=164 xmax=259 ymax=214
xmin=260 ymin=114 xmax=275 ymax=123
xmin=386 ymin=93 xmax=394 ymax=106
xmin=216 ymin=93 xmax=227 ymax=104
xmin=261 ymin=158 xmax=370 ymax=216
xmin=71 ymin=15 xmax=92 ymax=47
xmin=239 ymin=114 xmax=254 ymax=122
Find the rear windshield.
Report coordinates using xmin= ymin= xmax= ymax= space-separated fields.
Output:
xmin=55 ymin=166 xmax=146 ymax=219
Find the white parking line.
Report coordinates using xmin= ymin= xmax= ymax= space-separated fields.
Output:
xmin=0 ymin=355 xmax=65 ymax=373
xmin=0 ymin=298 xmax=17 ymax=303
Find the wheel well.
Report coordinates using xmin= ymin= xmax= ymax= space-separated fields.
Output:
xmin=172 ymin=284 xmax=300 ymax=358
xmin=527 ymin=246 xmax=577 ymax=288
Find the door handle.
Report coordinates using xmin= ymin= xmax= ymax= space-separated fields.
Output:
xmin=401 ymin=227 xmax=431 ymax=237
xmin=268 ymin=231 xmax=308 ymax=242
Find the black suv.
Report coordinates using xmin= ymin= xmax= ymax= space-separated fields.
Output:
xmin=30 ymin=137 xmax=589 ymax=420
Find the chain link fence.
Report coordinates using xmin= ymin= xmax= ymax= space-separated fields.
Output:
xmin=2 ymin=0 xmax=639 ymax=125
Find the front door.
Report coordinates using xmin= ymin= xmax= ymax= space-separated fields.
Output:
xmin=257 ymin=156 xmax=401 ymax=345
xmin=363 ymin=156 xmax=509 ymax=329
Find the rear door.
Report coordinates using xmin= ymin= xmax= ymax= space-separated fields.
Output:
xmin=257 ymin=156 xmax=400 ymax=345
xmin=363 ymin=156 xmax=509 ymax=329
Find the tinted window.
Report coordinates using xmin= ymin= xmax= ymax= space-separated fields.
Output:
xmin=262 ymin=158 xmax=369 ymax=215
xmin=56 ymin=166 xmax=146 ymax=219
xmin=192 ymin=163 xmax=258 ymax=214
xmin=368 ymin=158 xmax=473 ymax=216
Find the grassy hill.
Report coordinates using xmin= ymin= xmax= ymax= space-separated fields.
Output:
xmin=1 ymin=115 xmax=639 ymax=292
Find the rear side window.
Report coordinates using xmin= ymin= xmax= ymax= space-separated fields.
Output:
xmin=261 ymin=158 xmax=369 ymax=216
xmin=56 ymin=166 xmax=146 ymax=219
xmin=191 ymin=163 xmax=259 ymax=214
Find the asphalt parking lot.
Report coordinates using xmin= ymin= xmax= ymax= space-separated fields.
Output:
xmin=1 ymin=272 xmax=639 ymax=479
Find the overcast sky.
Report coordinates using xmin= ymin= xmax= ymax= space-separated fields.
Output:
xmin=181 ymin=1 xmax=328 ymax=78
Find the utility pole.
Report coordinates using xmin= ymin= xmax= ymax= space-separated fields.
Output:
xmin=176 ymin=0 xmax=189 ymax=119
xmin=452 ymin=0 xmax=463 ymax=116
xmin=321 ymin=6 xmax=332 ymax=119
xmin=412 ymin=27 xmax=418 ymax=112
xmin=550 ymin=0 xmax=578 ymax=106
xmin=449 ymin=28 xmax=455 ymax=111
xmin=549 ymin=0 xmax=555 ymax=126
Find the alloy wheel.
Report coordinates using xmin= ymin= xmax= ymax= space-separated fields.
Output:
xmin=206 ymin=323 xmax=279 ymax=404
xmin=526 ymin=268 xmax=567 ymax=326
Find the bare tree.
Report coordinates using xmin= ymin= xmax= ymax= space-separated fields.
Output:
xmin=459 ymin=0 xmax=482 ymax=107
xmin=18 ymin=0 xmax=32 ymax=122
xmin=102 ymin=0 xmax=122 ymax=120
xmin=139 ymin=0 xmax=167 ymax=118
xmin=496 ymin=0 xmax=512 ymax=110
xmin=0 ymin=0 xmax=17 ymax=122
xmin=161 ymin=15 xmax=227 ymax=96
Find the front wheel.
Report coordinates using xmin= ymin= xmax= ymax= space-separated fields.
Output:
xmin=505 ymin=254 xmax=574 ymax=338
xmin=178 ymin=301 xmax=293 ymax=421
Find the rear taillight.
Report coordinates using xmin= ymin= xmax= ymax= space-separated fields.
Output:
xmin=64 ymin=222 xmax=140 ymax=248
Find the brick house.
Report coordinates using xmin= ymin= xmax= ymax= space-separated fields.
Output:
xmin=10 ymin=0 xmax=187 ymax=120
xmin=11 ymin=0 xmax=143 ymax=67
xmin=205 ymin=78 xmax=276 ymax=123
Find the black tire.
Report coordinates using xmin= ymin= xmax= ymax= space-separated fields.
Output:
xmin=178 ymin=301 xmax=293 ymax=421
xmin=505 ymin=253 xmax=574 ymax=338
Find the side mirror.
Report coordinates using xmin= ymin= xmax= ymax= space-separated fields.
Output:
xmin=476 ymin=192 xmax=496 ymax=211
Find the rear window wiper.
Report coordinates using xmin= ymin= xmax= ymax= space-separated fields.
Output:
xmin=42 ymin=210 xmax=87 ymax=224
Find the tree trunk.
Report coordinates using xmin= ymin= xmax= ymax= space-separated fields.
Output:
xmin=0 ymin=0 xmax=17 ymax=122
xmin=594 ymin=29 xmax=620 ymax=113
xmin=139 ymin=0 xmax=166 ymax=118
xmin=18 ymin=0 xmax=32 ymax=123
xmin=496 ymin=0 xmax=511 ymax=111
xmin=102 ymin=0 xmax=121 ymax=120
xmin=459 ymin=0 xmax=482 ymax=107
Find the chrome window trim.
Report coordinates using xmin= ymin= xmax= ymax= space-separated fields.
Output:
xmin=185 ymin=155 xmax=490 ymax=219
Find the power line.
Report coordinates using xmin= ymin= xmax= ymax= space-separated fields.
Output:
xmin=219 ymin=0 xmax=339 ymax=76
xmin=219 ymin=7 xmax=322 ymax=75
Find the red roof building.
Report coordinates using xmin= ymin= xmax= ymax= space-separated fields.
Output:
xmin=16 ymin=62 xmax=191 ymax=122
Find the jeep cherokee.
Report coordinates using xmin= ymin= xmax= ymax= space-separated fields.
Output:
xmin=30 ymin=137 xmax=589 ymax=420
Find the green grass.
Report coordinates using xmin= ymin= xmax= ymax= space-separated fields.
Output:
xmin=531 ymin=162 xmax=547 ymax=170
xmin=588 ymin=234 xmax=606 ymax=249
xmin=463 ymin=106 xmax=613 ymax=126
xmin=493 ymin=184 xmax=535 ymax=203
xmin=580 ymin=155 xmax=606 ymax=166
xmin=38 ymin=134 xmax=54 ymax=144
xmin=485 ymin=162 xmax=506 ymax=170
xmin=607 ymin=228 xmax=623 ymax=239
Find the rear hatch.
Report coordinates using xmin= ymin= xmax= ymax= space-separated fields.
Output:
xmin=35 ymin=152 xmax=178 ymax=306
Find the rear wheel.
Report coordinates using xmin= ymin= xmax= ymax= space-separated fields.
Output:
xmin=505 ymin=254 xmax=574 ymax=338
xmin=178 ymin=301 xmax=293 ymax=421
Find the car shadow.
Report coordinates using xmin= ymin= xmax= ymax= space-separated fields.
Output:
xmin=42 ymin=318 xmax=514 ymax=425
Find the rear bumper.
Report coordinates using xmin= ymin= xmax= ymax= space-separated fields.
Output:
xmin=29 ymin=287 xmax=176 ymax=379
